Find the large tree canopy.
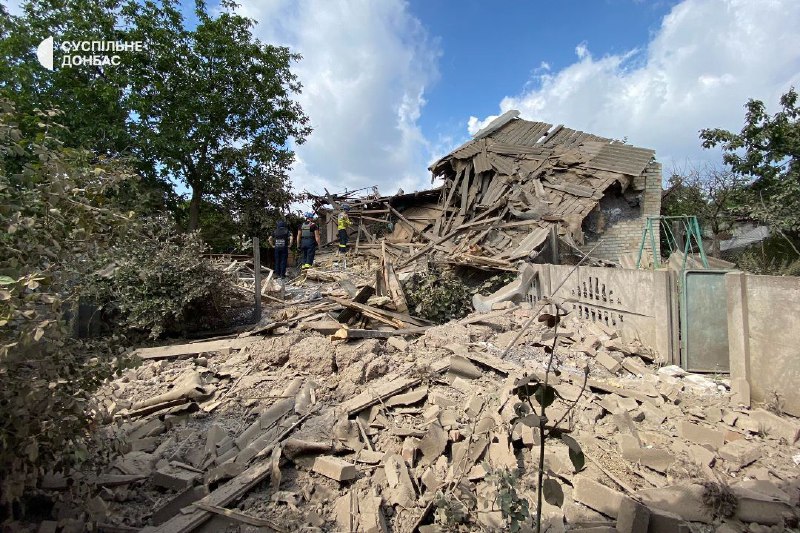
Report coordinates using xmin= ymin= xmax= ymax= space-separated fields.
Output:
xmin=700 ymin=88 xmax=800 ymax=236
xmin=0 ymin=0 xmax=311 ymax=236
xmin=123 ymin=0 xmax=311 ymax=231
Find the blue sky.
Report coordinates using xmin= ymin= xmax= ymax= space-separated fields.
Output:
xmin=230 ymin=0 xmax=799 ymax=206
xmin=7 ymin=0 xmax=800 ymax=204
xmin=410 ymin=0 xmax=679 ymax=141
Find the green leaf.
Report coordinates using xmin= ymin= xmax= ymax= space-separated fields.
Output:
xmin=542 ymin=478 xmax=564 ymax=507
xmin=560 ymin=434 xmax=586 ymax=472
xmin=534 ymin=384 xmax=557 ymax=408
xmin=517 ymin=413 xmax=542 ymax=427
xmin=538 ymin=313 xmax=560 ymax=328
xmin=0 ymin=276 xmax=15 ymax=286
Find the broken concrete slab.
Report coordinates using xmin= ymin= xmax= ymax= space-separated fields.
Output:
xmin=688 ymin=444 xmax=716 ymax=468
xmin=636 ymin=484 xmax=713 ymax=523
xmin=151 ymin=465 xmax=200 ymax=491
xmin=732 ymin=485 xmax=796 ymax=525
xmin=678 ymin=421 xmax=725 ymax=449
xmin=595 ymin=351 xmax=622 ymax=374
xmin=448 ymin=355 xmax=483 ymax=380
xmin=718 ymin=440 xmax=761 ymax=470
xmin=384 ymin=336 xmax=408 ymax=354
xmin=573 ymin=477 xmax=624 ymax=518
xmin=616 ymin=497 xmax=650 ymax=533
xmin=647 ymin=508 xmax=690 ymax=533
xmin=418 ymin=422 xmax=447 ymax=466
xmin=621 ymin=447 xmax=675 ymax=473
xmin=385 ymin=387 xmax=428 ymax=407
xmin=312 ymin=456 xmax=358 ymax=482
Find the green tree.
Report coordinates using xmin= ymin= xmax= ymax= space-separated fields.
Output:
xmin=0 ymin=0 xmax=174 ymax=213
xmin=123 ymin=0 xmax=311 ymax=231
xmin=661 ymin=165 xmax=747 ymax=257
xmin=701 ymin=88 xmax=800 ymax=238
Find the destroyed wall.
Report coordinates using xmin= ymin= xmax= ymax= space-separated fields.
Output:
xmin=727 ymin=272 xmax=800 ymax=416
xmin=525 ymin=263 xmax=675 ymax=362
xmin=583 ymin=161 xmax=663 ymax=263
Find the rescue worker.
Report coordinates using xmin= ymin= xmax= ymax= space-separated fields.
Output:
xmin=296 ymin=212 xmax=321 ymax=269
xmin=268 ymin=220 xmax=292 ymax=278
xmin=337 ymin=203 xmax=352 ymax=255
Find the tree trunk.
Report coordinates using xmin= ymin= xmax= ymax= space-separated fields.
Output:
xmin=188 ymin=185 xmax=202 ymax=232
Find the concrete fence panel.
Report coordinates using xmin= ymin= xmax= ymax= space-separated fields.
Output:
xmin=726 ymin=272 xmax=800 ymax=416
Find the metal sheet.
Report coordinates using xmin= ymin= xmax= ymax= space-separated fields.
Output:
xmin=682 ymin=270 xmax=730 ymax=373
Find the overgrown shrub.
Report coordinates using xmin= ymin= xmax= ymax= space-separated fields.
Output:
xmin=0 ymin=100 xmax=133 ymax=508
xmin=85 ymin=218 xmax=235 ymax=338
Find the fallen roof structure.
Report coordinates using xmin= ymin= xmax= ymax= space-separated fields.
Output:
xmin=424 ymin=111 xmax=659 ymax=269
xmin=310 ymin=111 xmax=662 ymax=271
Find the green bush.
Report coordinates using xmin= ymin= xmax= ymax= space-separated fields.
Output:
xmin=405 ymin=267 xmax=473 ymax=324
xmin=86 ymin=218 xmax=235 ymax=338
xmin=0 ymin=100 xmax=132 ymax=507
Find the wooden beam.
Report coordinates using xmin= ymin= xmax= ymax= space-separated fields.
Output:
xmin=328 ymin=296 xmax=429 ymax=328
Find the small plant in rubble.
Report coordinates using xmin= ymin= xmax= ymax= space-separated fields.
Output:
xmin=701 ymin=481 xmax=738 ymax=519
xmin=485 ymin=464 xmax=531 ymax=532
xmin=433 ymin=491 xmax=469 ymax=530
xmin=510 ymin=302 xmax=590 ymax=533
xmin=404 ymin=266 xmax=472 ymax=324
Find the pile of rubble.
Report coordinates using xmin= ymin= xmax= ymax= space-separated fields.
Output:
xmin=36 ymin=261 xmax=800 ymax=532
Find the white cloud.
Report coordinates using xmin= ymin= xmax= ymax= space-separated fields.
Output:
xmin=478 ymin=0 xmax=800 ymax=174
xmin=236 ymin=0 xmax=440 ymax=201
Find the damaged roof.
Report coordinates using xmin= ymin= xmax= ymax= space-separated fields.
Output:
xmin=421 ymin=111 xmax=657 ymax=268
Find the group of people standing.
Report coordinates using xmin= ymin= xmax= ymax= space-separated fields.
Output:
xmin=267 ymin=205 xmax=352 ymax=278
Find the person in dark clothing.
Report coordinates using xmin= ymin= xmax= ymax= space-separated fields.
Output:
xmin=296 ymin=212 xmax=321 ymax=269
xmin=268 ymin=220 xmax=293 ymax=278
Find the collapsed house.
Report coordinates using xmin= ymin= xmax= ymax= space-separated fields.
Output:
xmin=313 ymin=110 xmax=663 ymax=270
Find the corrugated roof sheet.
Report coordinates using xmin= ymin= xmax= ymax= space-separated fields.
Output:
xmin=584 ymin=143 xmax=655 ymax=176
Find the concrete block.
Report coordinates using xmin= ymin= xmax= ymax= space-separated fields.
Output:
xmin=678 ymin=421 xmax=725 ymax=449
xmin=596 ymin=351 xmax=622 ymax=374
xmin=573 ymin=477 xmax=624 ymax=518
xmin=636 ymin=484 xmax=712 ymax=523
xmin=616 ymin=497 xmax=650 ymax=533
xmin=621 ymin=447 xmax=675 ymax=473
xmin=718 ymin=440 xmax=760 ymax=469
xmin=647 ymin=508 xmax=690 ymax=533
xmin=387 ymin=336 xmax=409 ymax=352
xmin=313 ymin=455 xmax=357 ymax=482
xmin=151 ymin=465 xmax=199 ymax=491
xmin=733 ymin=486 xmax=795 ymax=525
xmin=418 ymin=423 xmax=447 ymax=465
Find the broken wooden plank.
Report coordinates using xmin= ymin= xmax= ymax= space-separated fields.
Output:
xmin=336 ymin=286 xmax=376 ymax=323
xmin=193 ymin=502 xmax=287 ymax=531
xmin=339 ymin=360 xmax=449 ymax=416
xmin=331 ymin=327 xmax=428 ymax=339
xmin=384 ymin=261 xmax=409 ymax=314
xmin=329 ymin=296 xmax=430 ymax=328
xmin=135 ymin=338 xmax=257 ymax=360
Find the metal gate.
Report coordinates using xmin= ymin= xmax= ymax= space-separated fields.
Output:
xmin=681 ymin=270 xmax=730 ymax=372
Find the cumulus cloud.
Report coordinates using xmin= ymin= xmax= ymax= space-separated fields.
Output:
xmin=477 ymin=0 xmax=800 ymax=173
xmin=236 ymin=0 xmax=440 ymax=202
